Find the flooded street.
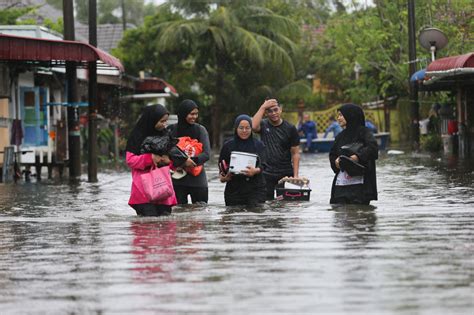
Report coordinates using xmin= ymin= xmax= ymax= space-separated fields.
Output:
xmin=0 ymin=152 xmax=473 ymax=314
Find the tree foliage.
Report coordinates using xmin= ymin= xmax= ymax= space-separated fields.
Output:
xmin=0 ymin=6 xmax=36 ymax=25
xmin=42 ymin=18 xmax=64 ymax=34
xmin=115 ymin=0 xmax=471 ymax=142
xmin=75 ymin=0 xmax=145 ymax=26
xmin=261 ymin=0 xmax=331 ymax=25
xmin=116 ymin=1 xmax=304 ymax=146
xmin=309 ymin=0 xmax=473 ymax=105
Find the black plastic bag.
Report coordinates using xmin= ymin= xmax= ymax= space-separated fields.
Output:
xmin=140 ymin=134 xmax=178 ymax=156
xmin=169 ymin=146 xmax=188 ymax=167
xmin=339 ymin=155 xmax=366 ymax=176
xmin=340 ymin=142 xmax=363 ymax=156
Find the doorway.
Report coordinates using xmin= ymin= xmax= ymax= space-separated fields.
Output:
xmin=20 ymin=87 xmax=48 ymax=146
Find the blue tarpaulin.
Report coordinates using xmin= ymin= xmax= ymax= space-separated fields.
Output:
xmin=45 ymin=102 xmax=89 ymax=107
xmin=410 ymin=68 xmax=426 ymax=82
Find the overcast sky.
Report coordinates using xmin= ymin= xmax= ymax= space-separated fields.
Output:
xmin=145 ymin=0 xmax=166 ymax=5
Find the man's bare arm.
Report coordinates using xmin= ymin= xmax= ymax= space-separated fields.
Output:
xmin=290 ymin=145 xmax=300 ymax=178
xmin=252 ymin=99 xmax=278 ymax=132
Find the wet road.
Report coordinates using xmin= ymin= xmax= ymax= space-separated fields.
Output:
xmin=0 ymin=152 xmax=473 ymax=314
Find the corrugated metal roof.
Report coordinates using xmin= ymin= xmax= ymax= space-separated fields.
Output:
xmin=0 ymin=25 xmax=63 ymax=40
xmin=136 ymin=77 xmax=178 ymax=95
xmin=0 ymin=33 xmax=124 ymax=72
xmin=76 ymin=24 xmax=135 ymax=53
xmin=427 ymin=52 xmax=474 ymax=73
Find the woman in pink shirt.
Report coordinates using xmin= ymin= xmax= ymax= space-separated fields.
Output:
xmin=125 ymin=104 xmax=177 ymax=216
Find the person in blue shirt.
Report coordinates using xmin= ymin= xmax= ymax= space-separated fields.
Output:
xmin=298 ymin=113 xmax=317 ymax=152
xmin=323 ymin=115 xmax=343 ymax=138
xmin=365 ymin=120 xmax=378 ymax=133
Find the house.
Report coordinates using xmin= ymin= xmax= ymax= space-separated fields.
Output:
xmin=76 ymin=24 xmax=136 ymax=54
xmin=0 ymin=24 xmax=179 ymax=181
xmin=0 ymin=0 xmax=87 ymax=40
xmin=418 ymin=52 xmax=474 ymax=157
xmin=0 ymin=26 xmax=124 ymax=180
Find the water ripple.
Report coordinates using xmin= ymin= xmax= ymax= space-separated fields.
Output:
xmin=0 ymin=153 xmax=472 ymax=314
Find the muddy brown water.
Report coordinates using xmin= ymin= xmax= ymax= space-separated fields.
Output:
xmin=0 ymin=152 xmax=473 ymax=314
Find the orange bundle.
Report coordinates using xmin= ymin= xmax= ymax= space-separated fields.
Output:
xmin=176 ymin=136 xmax=203 ymax=176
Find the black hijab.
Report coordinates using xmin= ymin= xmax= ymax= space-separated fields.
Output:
xmin=220 ymin=115 xmax=264 ymax=163
xmin=337 ymin=103 xmax=366 ymax=144
xmin=175 ymin=99 xmax=200 ymax=140
xmin=339 ymin=103 xmax=365 ymax=131
xmin=126 ymin=104 xmax=169 ymax=155
xmin=231 ymin=114 xmax=263 ymax=154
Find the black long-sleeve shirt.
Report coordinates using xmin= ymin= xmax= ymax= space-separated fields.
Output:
xmin=329 ymin=126 xmax=378 ymax=204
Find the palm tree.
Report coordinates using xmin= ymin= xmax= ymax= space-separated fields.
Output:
xmin=155 ymin=3 xmax=300 ymax=147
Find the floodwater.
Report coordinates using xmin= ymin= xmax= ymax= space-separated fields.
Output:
xmin=0 ymin=151 xmax=473 ymax=315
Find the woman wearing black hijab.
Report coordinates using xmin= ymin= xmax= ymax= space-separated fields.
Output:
xmin=219 ymin=115 xmax=266 ymax=206
xmin=329 ymin=104 xmax=378 ymax=204
xmin=168 ymin=99 xmax=211 ymax=204
xmin=126 ymin=104 xmax=177 ymax=216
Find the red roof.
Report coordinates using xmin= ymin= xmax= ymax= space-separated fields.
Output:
xmin=0 ymin=33 xmax=124 ymax=72
xmin=136 ymin=77 xmax=177 ymax=94
xmin=427 ymin=52 xmax=474 ymax=72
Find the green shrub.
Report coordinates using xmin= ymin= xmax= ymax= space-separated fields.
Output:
xmin=421 ymin=134 xmax=442 ymax=152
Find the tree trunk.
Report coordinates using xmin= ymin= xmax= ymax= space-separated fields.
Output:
xmin=211 ymin=102 xmax=220 ymax=148
xmin=211 ymin=55 xmax=226 ymax=148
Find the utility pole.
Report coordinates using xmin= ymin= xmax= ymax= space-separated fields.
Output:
xmin=407 ymin=0 xmax=420 ymax=150
xmin=121 ymin=0 xmax=127 ymax=31
xmin=88 ymin=0 xmax=98 ymax=182
xmin=63 ymin=0 xmax=81 ymax=178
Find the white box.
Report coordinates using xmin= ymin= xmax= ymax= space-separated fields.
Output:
xmin=229 ymin=151 xmax=258 ymax=173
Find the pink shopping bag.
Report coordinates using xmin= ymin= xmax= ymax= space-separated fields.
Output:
xmin=140 ymin=165 xmax=174 ymax=202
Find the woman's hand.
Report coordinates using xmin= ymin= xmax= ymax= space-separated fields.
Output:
xmin=335 ymin=154 xmax=359 ymax=170
xmin=241 ymin=166 xmax=260 ymax=177
xmin=350 ymin=154 xmax=359 ymax=162
xmin=152 ymin=154 xmax=162 ymax=166
xmin=183 ymin=157 xmax=196 ymax=168
xmin=220 ymin=171 xmax=232 ymax=183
